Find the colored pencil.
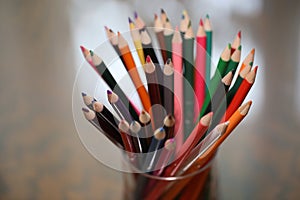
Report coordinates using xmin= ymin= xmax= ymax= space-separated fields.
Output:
xmin=194 ymin=19 xmax=207 ymax=121
xmin=153 ymin=138 xmax=176 ymax=176
xmin=134 ymin=11 xmax=146 ymax=31
xmin=129 ymin=121 xmax=144 ymax=153
xmin=163 ymin=115 xmax=175 ymax=139
xmin=128 ymin=17 xmax=145 ymax=66
xmin=231 ymin=31 xmax=241 ymax=54
xmin=163 ymin=112 xmax=212 ymax=177
xmin=239 ymin=48 xmax=255 ymax=73
xmin=224 ymin=66 xmax=257 ymax=121
xmin=227 ymin=64 xmax=251 ymax=106
xmin=82 ymin=107 xmax=101 ymax=131
xmin=81 ymin=92 xmax=96 ymax=110
xmin=144 ymin=127 xmax=166 ymax=172
xmin=92 ymin=102 xmax=124 ymax=148
xmin=119 ymin=120 xmax=136 ymax=164
xmin=118 ymin=32 xmax=152 ymax=112
xmin=197 ymin=44 xmax=231 ymax=120
xmin=204 ymin=14 xmax=212 ymax=88
xmin=93 ymin=101 xmax=119 ymax=128
xmin=104 ymin=26 xmax=121 ymax=58
xmin=163 ymin=18 xmax=174 ymax=60
xmin=180 ymin=10 xmax=190 ymax=35
xmin=172 ymin=26 xmax=184 ymax=153
xmin=225 ymin=45 xmax=242 ymax=75
xmin=107 ymin=90 xmax=133 ymax=123
xmin=81 ymin=47 xmax=140 ymax=121
xmin=202 ymin=71 xmax=233 ymax=116
xmin=163 ymin=58 xmax=174 ymax=115
xmin=139 ymin=110 xmax=152 ymax=149
xmin=183 ymin=21 xmax=195 ymax=139
xmin=160 ymin=8 xmax=167 ymax=25
xmin=144 ymin=55 xmax=164 ymax=129
xmin=154 ymin=14 xmax=167 ymax=63
xmin=82 ymin=107 xmax=124 ymax=148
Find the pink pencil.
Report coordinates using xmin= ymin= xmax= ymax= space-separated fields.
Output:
xmin=194 ymin=19 xmax=207 ymax=122
xmin=172 ymin=26 xmax=184 ymax=154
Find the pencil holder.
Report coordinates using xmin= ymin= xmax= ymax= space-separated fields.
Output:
xmin=121 ymin=154 xmax=217 ymax=200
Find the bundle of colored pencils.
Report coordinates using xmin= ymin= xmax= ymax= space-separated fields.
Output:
xmin=80 ymin=9 xmax=257 ymax=200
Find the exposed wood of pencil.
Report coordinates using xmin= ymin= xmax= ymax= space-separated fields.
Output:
xmin=118 ymin=32 xmax=151 ymax=112
xmin=81 ymin=92 xmax=95 ymax=110
xmin=163 ymin=115 xmax=175 ymax=139
xmin=239 ymin=48 xmax=255 ymax=73
xmin=231 ymin=30 xmax=241 ymax=54
xmin=180 ymin=10 xmax=190 ymax=35
xmin=134 ymin=11 xmax=146 ymax=30
xmin=82 ymin=107 xmax=101 ymax=131
xmin=225 ymin=45 xmax=242 ymax=75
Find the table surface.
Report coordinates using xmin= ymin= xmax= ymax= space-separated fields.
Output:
xmin=0 ymin=0 xmax=300 ymax=199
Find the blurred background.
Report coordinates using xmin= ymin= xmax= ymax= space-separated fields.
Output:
xmin=0 ymin=0 xmax=300 ymax=199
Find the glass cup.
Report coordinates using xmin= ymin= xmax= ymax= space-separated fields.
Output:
xmin=122 ymin=154 xmax=217 ymax=200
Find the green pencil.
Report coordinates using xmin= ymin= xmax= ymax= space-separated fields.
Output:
xmin=197 ymin=44 xmax=231 ymax=121
xmin=225 ymin=45 xmax=242 ymax=75
xmin=164 ymin=18 xmax=174 ymax=60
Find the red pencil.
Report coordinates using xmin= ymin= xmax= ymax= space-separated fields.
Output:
xmin=224 ymin=66 xmax=258 ymax=120
xmin=194 ymin=19 xmax=207 ymax=121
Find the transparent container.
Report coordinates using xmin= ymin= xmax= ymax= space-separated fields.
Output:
xmin=122 ymin=154 xmax=218 ymax=200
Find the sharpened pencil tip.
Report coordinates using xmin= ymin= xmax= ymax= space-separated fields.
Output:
xmin=206 ymin=14 xmax=210 ymax=19
xmin=166 ymin=58 xmax=172 ymax=65
xmin=82 ymin=107 xmax=89 ymax=112
xmin=146 ymin=55 xmax=151 ymax=63
xmin=107 ymin=90 xmax=112 ymax=95
xmin=238 ymin=30 xmax=241 ymax=38
xmin=81 ymin=92 xmax=87 ymax=97
xmin=128 ymin=17 xmax=133 ymax=24
xmin=253 ymin=66 xmax=258 ymax=72
xmin=200 ymin=18 xmax=204 ymax=26
xmin=80 ymin=45 xmax=86 ymax=53
xmin=161 ymin=8 xmax=165 ymax=14
xmin=134 ymin=11 xmax=138 ymax=19
xmin=104 ymin=26 xmax=109 ymax=31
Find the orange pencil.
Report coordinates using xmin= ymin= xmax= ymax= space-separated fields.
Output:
xmin=118 ymin=32 xmax=151 ymax=112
